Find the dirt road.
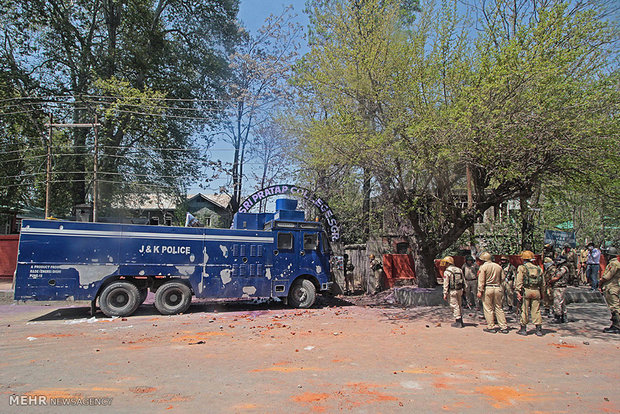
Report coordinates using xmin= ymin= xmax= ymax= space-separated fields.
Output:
xmin=1 ymin=295 xmax=618 ymax=413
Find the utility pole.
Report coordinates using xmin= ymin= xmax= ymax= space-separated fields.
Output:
xmin=45 ymin=114 xmax=53 ymax=219
xmin=44 ymin=118 xmax=101 ymax=222
xmin=93 ymin=114 xmax=99 ymax=223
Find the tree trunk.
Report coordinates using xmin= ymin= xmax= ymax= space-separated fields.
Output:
xmin=362 ymin=168 xmax=371 ymax=240
xmin=520 ymin=195 xmax=533 ymax=251
xmin=411 ymin=240 xmax=438 ymax=288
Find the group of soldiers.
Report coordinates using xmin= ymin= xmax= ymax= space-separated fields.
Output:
xmin=442 ymin=246 xmax=620 ymax=335
xmin=340 ymin=253 xmax=383 ymax=295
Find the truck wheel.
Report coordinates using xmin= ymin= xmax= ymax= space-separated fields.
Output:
xmin=154 ymin=281 xmax=192 ymax=315
xmin=99 ymin=281 xmax=140 ymax=317
xmin=138 ymin=288 xmax=148 ymax=305
xmin=288 ymin=279 xmax=316 ymax=309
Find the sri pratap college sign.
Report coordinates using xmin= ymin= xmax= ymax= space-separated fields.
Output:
xmin=239 ymin=184 xmax=341 ymax=242
xmin=544 ymin=230 xmax=576 ymax=248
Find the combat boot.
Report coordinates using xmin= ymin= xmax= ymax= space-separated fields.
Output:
xmin=535 ymin=325 xmax=543 ymax=336
xmin=603 ymin=313 xmax=620 ymax=333
xmin=551 ymin=315 xmax=562 ymax=324
xmin=516 ymin=325 xmax=527 ymax=336
xmin=603 ymin=316 xmax=615 ymax=333
xmin=561 ymin=314 xmax=567 ymax=323
xmin=451 ymin=318 xmax=464 ymax=328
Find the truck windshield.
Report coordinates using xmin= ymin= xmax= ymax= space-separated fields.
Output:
xmin=303 ymin=233 xmax=318 ymax=250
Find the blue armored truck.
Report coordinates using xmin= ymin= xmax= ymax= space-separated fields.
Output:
xmin=14 ymin=198 xmax=332 ymax=317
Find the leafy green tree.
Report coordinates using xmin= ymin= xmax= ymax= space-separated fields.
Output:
xmin=291 ymin=0 xmax=618 ymax=286
xmin=0 ymin=0 xmax=239 ymax=216
xmin=0 ymin=68 xmax=47 ymax=212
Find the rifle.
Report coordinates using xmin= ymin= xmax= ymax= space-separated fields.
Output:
xmin=516 ymin=289 xmax=523 ymax=315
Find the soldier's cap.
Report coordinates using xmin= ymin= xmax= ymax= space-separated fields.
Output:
xmin=544 ymin=257 xmax=553 ymax=263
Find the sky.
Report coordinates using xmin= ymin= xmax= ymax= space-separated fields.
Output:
xmin=197 ymin=1 xmax=310 ymax=196
xmin=238 ymin=0 xmax=309 ymax=33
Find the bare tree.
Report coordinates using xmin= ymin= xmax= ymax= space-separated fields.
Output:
xmin=221 ymin=6 xmax=301 ymax=212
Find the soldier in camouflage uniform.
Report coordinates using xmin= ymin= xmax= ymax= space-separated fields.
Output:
xmin=542 ymin=257 xmax=555 ymax=318
xmin=578 ymin=246 xmax=588 ymax=285
xmin=516 ymin=250 xmax=544 ymax=336
xmin=600 ymin=247 xmax=620 ymax=334
xmin=500 ymin=255 xmax=516 ymax=313
xmin=442 ymin=256 xmax=465 ymax=328
xmin=563 ymin=245 xmax=578 ymax=286
xmin=368 ymin=254 xmax=382 ymax=294
xmin=550 ymin=256 xmax=569 ymax=324
xmin=543 ymin=243 xmax=556 ymax=261
xmin=461 ymin=256 xmax=479 ymax=310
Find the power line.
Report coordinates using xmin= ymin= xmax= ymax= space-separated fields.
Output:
xmin=0 ymin=94 xmax=240 ymax=104
xmin=0 ymin=108 xmax=46 ymax=116
xmin=0 ymin=179 xmax=183 ymax=190
xmin=0 ymin=154 xmax=48 ymax=163
xmin=0 ymin=145 xmax=201 ymax=156
xmin=0 ymin=99 xmax=225 ymax=113
xmin=100 ymin=144 xmax=201 ymax=152
xmin=109 ymin=108 xmax=213 ymax=121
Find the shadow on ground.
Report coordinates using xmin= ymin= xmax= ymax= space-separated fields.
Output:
xmin=28 ymin=293 xmax=356 ymax=322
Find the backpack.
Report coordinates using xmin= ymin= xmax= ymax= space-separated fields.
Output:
xmin=447 ymin=267 xmax=464 ymax=290
xmin=524 ymin=263 xmax=541 ymax=288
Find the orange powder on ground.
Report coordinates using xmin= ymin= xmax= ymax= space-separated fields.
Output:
xmin=476 ymin=386 xmax=540 ymax=408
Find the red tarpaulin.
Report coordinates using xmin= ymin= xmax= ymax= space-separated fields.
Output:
xmin=0 ymin=235 xmax=19 ymax=278
xmin=382 ymin=254 xmax=416 ymax=288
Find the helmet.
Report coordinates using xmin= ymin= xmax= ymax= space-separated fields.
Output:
xmin=479 ymin=252 xmax=492 ymax=262
xmin=442 ymin=256 xmax=454 ymax=266
xmin=544 ymin=257 xmax=553 ymax=264
xmin=607 ymin=247 xmax=618 ymax=256
xmin=465 ymin=255 xmax=475 ymax=262
xmin=369 ymin=254 xmax=375 ymax=260
xmin=521 ymin=250 xmax=535 ymax=260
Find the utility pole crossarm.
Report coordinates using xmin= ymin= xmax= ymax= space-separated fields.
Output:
xmin=45 ymin=123 xmax=101 ymax=128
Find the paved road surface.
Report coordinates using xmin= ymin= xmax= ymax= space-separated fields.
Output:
xmin=0 ymin=295 xmax=618 ymax=413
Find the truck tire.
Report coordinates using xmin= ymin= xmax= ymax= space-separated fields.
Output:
xmin=154 ymin=281 xmax=192 ymax=315
xmin=138 ymin=288 xmax=148 ymax=305
xmin=288 ymin=279 xmax=316 ymax=309
xmin=99 ymin=281 xmax=141 ymax=317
